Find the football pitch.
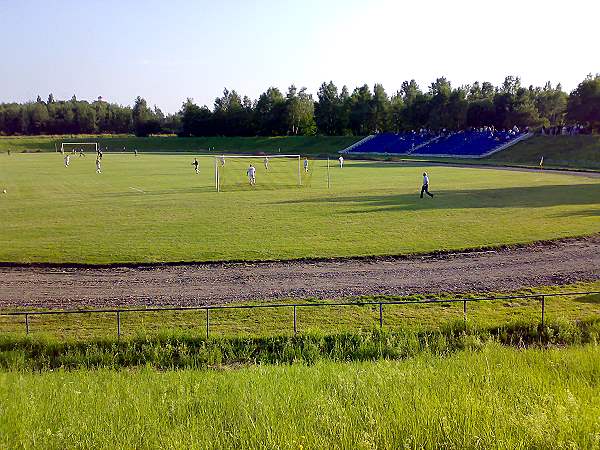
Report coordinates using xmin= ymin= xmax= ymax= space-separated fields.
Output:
xmin=1 ymin=152 xmax=599 ymax=265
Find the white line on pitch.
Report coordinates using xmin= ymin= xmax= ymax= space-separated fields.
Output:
xmin=129 ymin=187 xmax=145 ymax=193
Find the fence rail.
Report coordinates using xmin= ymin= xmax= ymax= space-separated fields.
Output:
xmin=1 ymin=291 xmax=598 ymax=338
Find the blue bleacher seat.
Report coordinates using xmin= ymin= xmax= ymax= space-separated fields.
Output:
xmin=345 ymin=130 xmax=524 ymax=157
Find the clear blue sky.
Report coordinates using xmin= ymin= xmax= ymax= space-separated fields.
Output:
xmin=1 ymin=0 xmax=598 ymax=113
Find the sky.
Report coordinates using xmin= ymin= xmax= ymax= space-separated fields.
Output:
xmin=0 ymin=0 xmax=598 ymax=113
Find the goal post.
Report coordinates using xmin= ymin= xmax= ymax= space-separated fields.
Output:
xmin=214 ymin=154 xmax=302 ymax=192
xmin=60 ymin=142 xmax=98 ymax=154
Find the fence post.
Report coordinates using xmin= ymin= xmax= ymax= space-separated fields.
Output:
xmin=25 ymin=314 xmax=29 ymax=335
xmin=206 ymin=308 xmax=210 ymax=339
xmin=463 ymin=300 xmax=467 ymax=325
xmin=540 ymin=295 xmax=545 ymax=327
xmin=117 ymin=311 xmax=121 ymax=338
xmin=379 ymin=303 xmax=383 ymax=328
xmin=293 ymin=305 xmax=297 ymax=335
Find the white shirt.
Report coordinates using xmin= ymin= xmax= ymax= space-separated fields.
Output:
xmin=339 ymin=157 xmax=344 ymax=162
xmin=423 ymin=175 xmax=429 ymax=185
xmin=247 ymin=167 xmax=256 ymax=177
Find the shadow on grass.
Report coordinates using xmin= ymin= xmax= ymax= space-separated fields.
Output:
xmin=574 ymin=293 xmax=600 ymax=304
xmin=555 ymin=208 xmax=600 ymax=218
xmin=270 ymin=184 xmax=600 ymax=213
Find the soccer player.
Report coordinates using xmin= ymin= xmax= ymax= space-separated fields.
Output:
xmin=192 ymin=158 xmax=199 ymax=174
xmin=338 ymin=155 xmax=344 ymax=168
xmin=539 ymin=156 xmax=544 ymax=170
xmin=220 ymin=156 xmax=226 ymax=167
xmin=303 ymin=157 xmax=309 ymax=172
xmin=420 ymin=172 xmax=434 ymax=198
xmin=264 ymin=157 xmax=269 ymax=170
xmin=134 ymin=149 xmax=138 ymax=157
xmin=96 ymin=157 xmax=102 ymax=174
xmin=79 ymin=148 xmax=85 ymax=157
xmin=247 ymin=164 xmax=256 ymax=186
xmin=64 ymin=154 xmax=70 ymax=167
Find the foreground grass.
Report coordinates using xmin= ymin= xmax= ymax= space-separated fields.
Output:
xmin=1 ymin=344 xmax=599 ymax=449
xmin=1 ymin=153 xmax=598 ymax=264
xmin=0 ymin=134 xmax=361 ymax=156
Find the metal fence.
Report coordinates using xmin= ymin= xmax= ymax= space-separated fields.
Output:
xmin=1 ymin=291 xmax=598 ymax=338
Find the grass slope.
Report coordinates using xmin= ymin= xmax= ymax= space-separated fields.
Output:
xmin=486 ymin=135 xmax=600 ymax=169
xmin=0 ymin=134 xmax=361 ymax=156
xmin=0 ymin=153 xmax=598 ymax=264
xmin=1 ymin=344 xmax=599 ymax=448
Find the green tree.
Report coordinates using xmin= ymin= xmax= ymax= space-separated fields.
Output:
xmin=493 ymin=76 xmax=541 ymax=129
xmin=27 ymin=102 xmax=49 ymax=134
xmin=399 ymin=80 xmax=429 ymax=130
xmin=389 ymin=91 xmax=405 ymax=132
xmin=180 ymin=99 xmax=213 ymax=136
xmin=535 ymin=82 xmax=567 ymax=126
xmin=567 ymin=74 xmax=600 ymax=131
xmin=371 ymin=83 xmax=390 ymax=132
xmin=315 ymin=81 xmax=342 ymax=135
xmin=132 ymin=96 xmax=155 ymax=136
xmin=255 ymin=87 xmax=286 ymax=135
xmin=284 ymin=85 xmax=316 ymax=135
xmin=426 ymin=77 xmax=452 ymax=130
xmin=349 ymin=84 xmax=373 ymax=135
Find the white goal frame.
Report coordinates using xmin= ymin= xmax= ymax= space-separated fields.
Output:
xmin=60 ymin=142 xmax=98 ymax=154
xmin=214 ymin=154 xmax=302 ymax=192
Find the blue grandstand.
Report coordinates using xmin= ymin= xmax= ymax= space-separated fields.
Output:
xmin=342 ymin=129 xmax=531 ymax=158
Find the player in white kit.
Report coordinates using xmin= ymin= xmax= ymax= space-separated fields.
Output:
xmin=247 ymin=164 xmax=256 ymax=186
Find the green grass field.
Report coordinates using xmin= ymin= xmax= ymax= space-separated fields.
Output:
xmin=0 ymin=152 xmax=598 ymax=264
xmin=2 ymin=344 xmax=599 ymax=448
xmin=0 ymin=154 xmax=600 ymax=264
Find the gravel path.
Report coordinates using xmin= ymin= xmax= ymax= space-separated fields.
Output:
xmin=1 ymin=236 xmax=599 ymax=309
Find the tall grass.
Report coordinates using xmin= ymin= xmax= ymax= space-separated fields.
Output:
xmin=1 ymin=343 xmax=599 ymax=449
xmin=2 ymin=318 xmax=599 ymax=371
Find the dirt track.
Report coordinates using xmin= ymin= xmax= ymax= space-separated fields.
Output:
xmin=1 ymin=235 xmax=599 ymax=309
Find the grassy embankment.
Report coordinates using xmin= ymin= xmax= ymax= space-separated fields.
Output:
xmin=0 ymin=134 xmax=361 ymax=156
xmin=485 ymin=135 xmax=600 ymax=170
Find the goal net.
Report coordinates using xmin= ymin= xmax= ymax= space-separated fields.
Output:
xmin=60 ymin=142 xmax=98 ymax=154
xmin=215 ymin=155 xmax=310 ymax=191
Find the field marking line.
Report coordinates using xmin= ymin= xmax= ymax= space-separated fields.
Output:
xmin=129 ymin=187 xmax=145 ymax=193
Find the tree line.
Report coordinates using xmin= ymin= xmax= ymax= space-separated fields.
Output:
xmin=1 ymin=75 xmax=598 ymax=137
